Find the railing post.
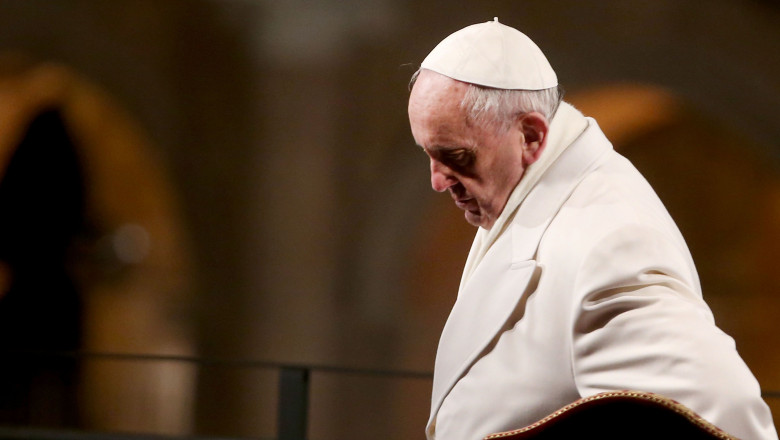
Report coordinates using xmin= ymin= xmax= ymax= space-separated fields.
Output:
xmin=277 ymin=366 xmax=310 ymax=440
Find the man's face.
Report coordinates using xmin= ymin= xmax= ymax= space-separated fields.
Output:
xmin=408 ymin=71 xmax=528 ymax=229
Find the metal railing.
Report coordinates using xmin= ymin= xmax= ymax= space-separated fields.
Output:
xmin=1 ymin=350 xmax=779 ymax=440
xmin=0 ymin=350 xmax=434 ymax=440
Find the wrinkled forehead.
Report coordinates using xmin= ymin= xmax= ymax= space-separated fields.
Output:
xmin=408 ymin=70 xmax=468 ymax=119
xmin=407 ymin=70 xmax=496 ymax=150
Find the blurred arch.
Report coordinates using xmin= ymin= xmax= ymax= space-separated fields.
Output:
xmin=0 ymin=53 xmax=196 ymax=434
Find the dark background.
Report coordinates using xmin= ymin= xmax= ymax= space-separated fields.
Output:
xmin=0 ymin=1 xmax=777 ymax=438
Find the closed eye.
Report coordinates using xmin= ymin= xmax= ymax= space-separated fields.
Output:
xmin=439 ymin=148 xmax=475 ymax=172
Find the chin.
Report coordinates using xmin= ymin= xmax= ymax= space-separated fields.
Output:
xmin=464 ymin=210 xmax=488 ymax=228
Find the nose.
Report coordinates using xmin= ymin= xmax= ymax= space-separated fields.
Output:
xmin=430 ymin=159 xmax=457 ymax=192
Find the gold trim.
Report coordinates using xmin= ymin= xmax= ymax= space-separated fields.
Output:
xmin=483 ymin=390 xmax=737 ymax=439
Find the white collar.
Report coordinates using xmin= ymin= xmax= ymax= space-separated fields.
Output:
xmin=458 ymin=102 xmax=589 ymax=291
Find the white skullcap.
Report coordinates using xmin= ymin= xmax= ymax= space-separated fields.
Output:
xmin=420 ymin=18 xmax=558 ymax=90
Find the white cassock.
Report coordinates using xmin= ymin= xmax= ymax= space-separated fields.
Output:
xmin=426 ymin=103 xmax=778 ymax=440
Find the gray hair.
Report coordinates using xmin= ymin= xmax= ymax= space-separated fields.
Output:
xmin=409 ymin=68 xmax=564 ymax=133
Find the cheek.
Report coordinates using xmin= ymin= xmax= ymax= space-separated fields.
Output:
xmin=494 ymin=150 xmax=525 ymax=185
xmin=477 ymin=160 xmax=523 ymax=204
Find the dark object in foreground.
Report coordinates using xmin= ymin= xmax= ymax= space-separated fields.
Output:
xmin=484 ymin=390 xmax=736 ymax=440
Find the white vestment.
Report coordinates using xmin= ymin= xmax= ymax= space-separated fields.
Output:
xmin=427 ymin=103 xmax=777 ymax=440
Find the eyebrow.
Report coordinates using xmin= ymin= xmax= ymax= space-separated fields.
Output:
xmin=426 ymin=144 xmax=475 ymax=154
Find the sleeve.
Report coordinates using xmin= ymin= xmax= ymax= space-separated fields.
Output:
xmin=570 ymin=224 xmax=778 ymax=440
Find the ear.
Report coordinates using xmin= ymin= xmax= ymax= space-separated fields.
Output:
xmin=518 ymin=112 xmax=550 ymax=166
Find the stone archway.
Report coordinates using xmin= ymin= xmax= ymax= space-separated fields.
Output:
xmin=0 ymin=54 xmax=196 ymax=435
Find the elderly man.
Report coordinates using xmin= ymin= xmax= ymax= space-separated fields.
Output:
xmin=408 ymin=19 xmax=777 ymax=439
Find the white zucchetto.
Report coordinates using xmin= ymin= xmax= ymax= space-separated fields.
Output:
xmin=420 ymin=18 xmax=558 ymax=91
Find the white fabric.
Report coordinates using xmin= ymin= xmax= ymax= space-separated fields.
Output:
xmin=459 ymin=101 xmax=587 ymax=290
xmin=427 ymin=118 xmax=778 ymax=440
xmin=420 ymin=18 xmax=558 ymax=90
